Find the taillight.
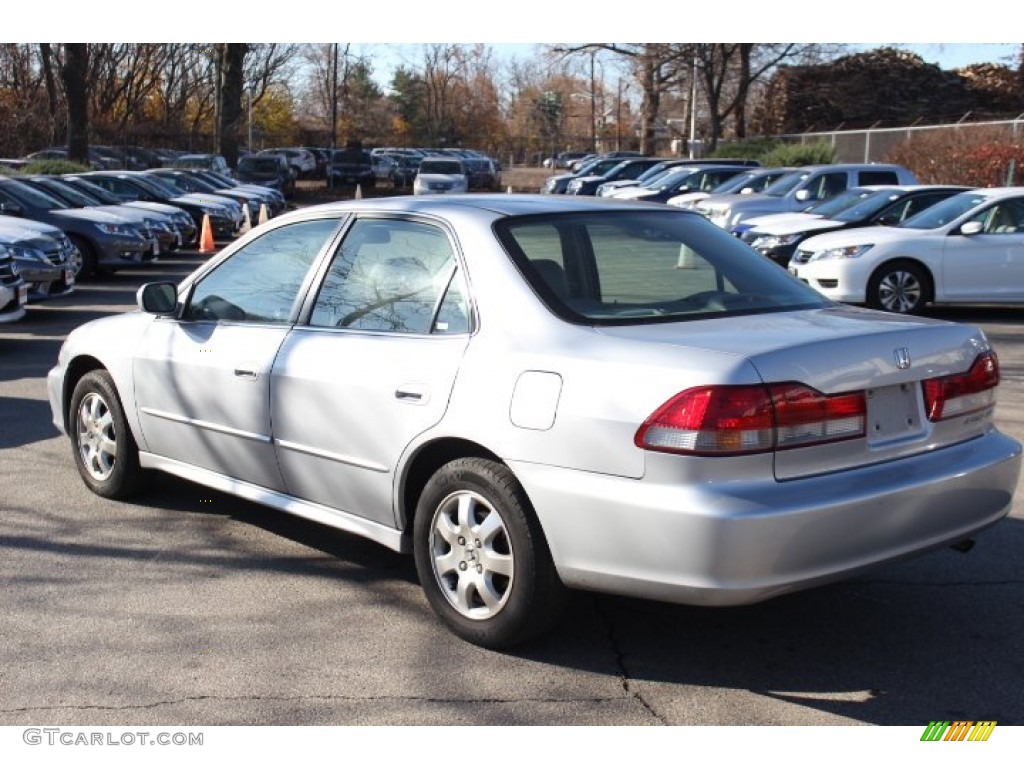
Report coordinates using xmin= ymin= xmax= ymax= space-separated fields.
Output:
xmin=635 ymin=383 xmax=866 ymax=456
xmin=922 ymin=352 xmax=999 ymax=422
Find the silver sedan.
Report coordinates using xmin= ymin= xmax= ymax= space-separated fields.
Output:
xmin=47 ymin=195 xmax=1022 ymax=648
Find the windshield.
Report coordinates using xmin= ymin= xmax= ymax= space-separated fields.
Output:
xmin=635 ymin=163 xmax=676 ymax=184
xmin=803 ymin=188 xmax=877 ymax=217
xmin=709 ymin=171 xmax=761 ymax=194
xmin=33 ymin=179 xmax=99 ymax=207
xmin=240 ymin=157 xmax=283 ymax=173
xmin=831 ymin=190 xmax=905 ymax=222
xmin=419 ymin=160 xmax=463 ymax=175
xmin=649 ymin=168 xmax=698 ymax=191
xmin=577 ymin=158 xmax=621 ymax=177
xmin=762 ymin=170 xmax=810 ymax=198
xmin=496 ymin=210 xmax=828 ymax=325
xmin=173 ymin=156 xmax=213 ymax=169
xmin=898 ymin=191 xmax=991 ymax=229
xmin=63 ymin=176 xmax=122 ymax=204
xmin=130 ymin=174 xmax=177 ymax=198
xmin=1 ymin=179 xmax=68 ymax=209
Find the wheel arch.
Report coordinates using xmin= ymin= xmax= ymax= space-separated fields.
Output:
xmin=62 ymin=355 xmax=106 ymax=433
xmin=867 ymin=256 xmax=935 ymax=306
xmin=398 ymin=437 xmax=502 ymax=536
xmin=869 ymin=256 xmax=935 ymax=293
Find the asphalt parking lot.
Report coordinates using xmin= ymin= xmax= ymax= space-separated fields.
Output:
xmin=1 ymin=244 xmax=1023 ymax=727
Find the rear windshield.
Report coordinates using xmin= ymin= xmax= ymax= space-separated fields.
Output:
xmin=495 ymin=210 xmax=829 ymax=325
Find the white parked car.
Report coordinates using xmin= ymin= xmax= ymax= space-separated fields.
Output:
xmin=413 ymin=157 xmax=467 ymax=195
xmin=46 ymin=196 xmax=1022 ymax=648
xmin=789 ymin=187 xmax=1024 ymax=314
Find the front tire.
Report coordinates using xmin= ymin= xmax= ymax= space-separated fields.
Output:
xmin=867 ymin=260 xmax=931 ymax=314
xmin=413 ymin=458 xmax=566 ymax=648
xmin=69 ymin=370 xmax=143 ymax=499
xmin=69 ymin=235 xmax=99 ymax=279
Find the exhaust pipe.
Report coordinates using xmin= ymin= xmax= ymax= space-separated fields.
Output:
xmin=950 ymin=538 xmax=975 ymax=553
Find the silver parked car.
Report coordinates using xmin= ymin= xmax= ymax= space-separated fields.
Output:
xmin=47 ymin=196 xmax=1022 ymax=648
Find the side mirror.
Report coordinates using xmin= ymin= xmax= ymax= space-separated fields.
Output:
xmin=959 ymin=221 xmax=984 ymax=236
xmin=739 ymin=187 xmax=754 ymax=194
xmin=794 ymin=189 xmax=810 ymax=202
xmin=138 ymin=282 xmax=178 ymax=315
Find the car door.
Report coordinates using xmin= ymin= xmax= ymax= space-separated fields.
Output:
xmin=133 ymin=217 xmax=342 ymax=488
xmin=270 ymin=217 xmax=472 ymax=527
xmin=941 ymin=197 xmax=1024 ymax=301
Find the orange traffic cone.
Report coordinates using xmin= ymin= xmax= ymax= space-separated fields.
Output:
xmin=240 ymin=204 xmax=252 ymax=235
xmin=199 ymin=214 xmax=215 ymax=253
xmin=258 ymin=203 xmax=269 ymax=225
xmin=354 ymin=184 xmax=363 ymax=200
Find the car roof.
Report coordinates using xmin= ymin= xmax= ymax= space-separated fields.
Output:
xmin=275 ymin=193 xmax=700 ymax=220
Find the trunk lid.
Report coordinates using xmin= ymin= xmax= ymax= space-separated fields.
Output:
xmin=596 ymin=306 xmax=997 ymax=479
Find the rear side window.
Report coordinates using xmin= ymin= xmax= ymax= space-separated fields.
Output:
xmin=858 ymin=171 xmax=899 ymax=185
xmin=497 ymin=211 xmax=828 ymax=325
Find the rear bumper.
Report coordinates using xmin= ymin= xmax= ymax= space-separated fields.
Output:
xmin=511 ymin=430 xmax=1022 ymax=606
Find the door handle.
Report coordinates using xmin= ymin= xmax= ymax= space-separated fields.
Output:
xmin=395 ymin=385 xmax=429 ymax=404
xmin=234 ymin=364 xmax=259 ymax=380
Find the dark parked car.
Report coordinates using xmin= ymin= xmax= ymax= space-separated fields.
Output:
xmin=235 ymin=154 xmax=295 ymax=197
xmin=328 ymin=147 xmax=375 ymax=188
xmin=566 ymin=157 xmax=665 ymax=196
xmin=59 ymin=175 xmax=198 ymax=247
xmin=0 ymin=218 xmax=76 ymax=299
xmin=612 ymin=165 xmax=754 ymax=205
xmin=0 ymin=176 xmax=152 ymax=277
xmin=465 ymin=156 xmax=502 ymax=191
xmin=73 ymin=172 xmax=241 ymax=241
xmin=17 ymin=175 xmax=180 ymax=256
xmin=541 ymin=156 xmax=628 ymax=194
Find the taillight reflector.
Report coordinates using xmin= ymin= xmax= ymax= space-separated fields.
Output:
xmin=922 ymin=352 xmax=999 ymax=422
xmin=636 ymin=383 xmax=866 ymax=456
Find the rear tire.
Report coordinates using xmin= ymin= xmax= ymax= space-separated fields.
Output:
xmin=413 ymin=458 xmax=566 ymax=648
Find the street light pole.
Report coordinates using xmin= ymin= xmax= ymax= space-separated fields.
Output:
xmin=689 ymin=55 xmax=698 ymax=159
xmin=590 ymin=50 xmax=596 ymax=152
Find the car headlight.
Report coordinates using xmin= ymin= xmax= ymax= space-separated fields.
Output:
xmin=752 ymin=233 xmax=802 ymax=250
xmin=94 ymin=222 xmax=138 ymax=236
xmin=813 ymin=244 xmax=874 ymax=261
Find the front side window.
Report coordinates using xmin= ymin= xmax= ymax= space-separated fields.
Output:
xmin=309 ymin=218 xmax=466 ymax=334
xmin=968 ymin=199 xmax=1024 ymax=234
xmin=186 ymin=218 xmax=339 ymax=323
xmin=497 ymin=211 xmax=828 ymax=325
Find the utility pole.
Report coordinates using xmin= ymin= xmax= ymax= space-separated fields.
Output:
xmin=589 ymin=50 xmax=596 ymax=152
xmin=329 ymin=42 xmax=338 ymax=190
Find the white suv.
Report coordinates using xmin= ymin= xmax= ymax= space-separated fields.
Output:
xmin=696 ymin=163 xmax=918 ymax=232
xmin=790 ymin=187 xmax=1024 ymax=313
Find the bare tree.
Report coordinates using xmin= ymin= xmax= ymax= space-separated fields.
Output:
xmin=552 ymin=44 xmax=690 ymax=154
